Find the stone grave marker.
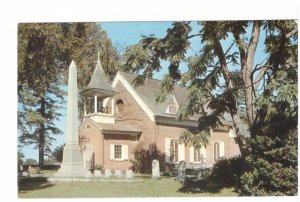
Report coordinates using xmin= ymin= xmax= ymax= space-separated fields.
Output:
xmin=28 ymin=166 xmax=40 ymax=176
xmin=104 ymin=169 xmax=112 ymax=178
xmin=152 ymin=159 xmax=160 ymax=179
xmin=115 ymin=169 xmax=123 ymax=178
xmin=177 ymin=160 xmax=186 ymax=183
xmin=94 ymin=170 xmax=103 ymax=178
xmin=84 ymin=170 xmax=93 ymax=178
xmin=126 ymin=170 xmax=134 ymax=179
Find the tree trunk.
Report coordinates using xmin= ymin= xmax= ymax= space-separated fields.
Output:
xmin=244 ymin=21 xmax=261 ymax=125
xmin=214 ymin=40 xmax=248 ymax=156
xmin=38 ymin=97 xmax=46 ymax=168
xmin=39 ymin=137 xmax=45 ymax=168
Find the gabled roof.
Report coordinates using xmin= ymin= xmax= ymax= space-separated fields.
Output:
xmin=117 ymin=71 xmax=202 ymax=121
xmin=114 ymin=71 xmax=234 ymax=126
xmin=80 ymin=60 xmax=117 ymax=98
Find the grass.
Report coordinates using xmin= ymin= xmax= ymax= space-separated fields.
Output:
xmin=18 ymin=172 xmax=239 ymax=198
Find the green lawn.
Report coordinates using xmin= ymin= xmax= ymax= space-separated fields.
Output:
xmin=18 ymin=173 xmax=239 ymax=198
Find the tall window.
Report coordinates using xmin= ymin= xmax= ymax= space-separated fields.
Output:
xmin=214 ymin=142 xmax=220 ymax=162
xmin=194 ymin=148 xmax=202 ymax=162
xmin=170 ymin=139 xmax=179 ymax=162
xmin=213 ymin=142 xmax=224 ymax=162
xmin=114 ymin=145 xmax=122 ymax=159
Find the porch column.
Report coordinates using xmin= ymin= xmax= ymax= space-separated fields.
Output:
xmin=83 ymin=98 xmax=87 ymax=116
xmin=94 ymin=95 xmax=97 ymax=113
xmin=111 ymin=98 xmax=115 ymax=115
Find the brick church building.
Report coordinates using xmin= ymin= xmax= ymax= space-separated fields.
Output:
xmin=78 ymin=58 xmax=242 ymax=172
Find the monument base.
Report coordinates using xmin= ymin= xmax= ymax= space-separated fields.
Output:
xmin=55 ymin=143 xmax=91 ymax=178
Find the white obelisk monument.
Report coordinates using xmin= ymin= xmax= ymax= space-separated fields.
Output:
xmin=55 ymin=61 xmax=86 ymax=178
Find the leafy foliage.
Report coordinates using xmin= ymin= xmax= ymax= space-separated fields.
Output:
xmin=24 ymin=158 xmax=38 ymax=165
xmin=130 ymin=142 xmax=163 ymax=173
xmin=18 ymin=23 xmax=65 ymax=167
xmin=123 ymin=20 xmax=297 ymax=195
xmin=18 ymin=23 xmax=121 ymax=166
xmin=60 ymin=23 xmax=122 ymax=118
xmin=240 ymin=67 xmax=298 ymax=196
xmin=210 ymin=156 xmax=245 ymax=187
xmin=123 ymin=20 xmax=297 ymax=135
xmin=50 ymin=144 xmax=64 ymax=163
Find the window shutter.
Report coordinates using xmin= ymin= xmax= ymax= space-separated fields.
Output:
xmin=189 ymin=146 xmax=194 ymax=163
xmin=122 ymin=145 xmax=128 ymax=160
xmin=220 ymin=142 xmax=225 ymax=158
xmin=110 ymin=144 xmax=114 ymax=160
xmin=200 ymin=146 xmax=206 ymax=163
xmin=165 ymin=138 xmax=171 ymax=163
xmin=178 ymin=143 xmax=185 ymax=161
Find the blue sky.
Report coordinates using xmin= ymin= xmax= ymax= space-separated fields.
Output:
xmin=21 ymin=21 xmax=267 ymax=160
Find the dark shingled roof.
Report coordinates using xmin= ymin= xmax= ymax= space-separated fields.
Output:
xmin=118 ymin=72 xmax=204 ymax=121
xmin=81 ymin=61 xmax=117 ymax=97
xmin=95 ymin=121 xmax=142 ymax=135
xmin=118 ymin=71 xmax=235 ymax=125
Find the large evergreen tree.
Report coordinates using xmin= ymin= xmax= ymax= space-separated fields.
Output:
xmin=18 ymin=23 xmax=65 ymax=167
xmin=18 ymin=22 xmax=121 ymax=167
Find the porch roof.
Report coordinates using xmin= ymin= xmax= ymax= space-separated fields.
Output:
xmin=94 ymin=121 xmax=142 ymax=136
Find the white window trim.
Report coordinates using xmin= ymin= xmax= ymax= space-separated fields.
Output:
xmin=110 ymin=144 xmax=129 ymax=161
xmin=166 ymin=138 xmax=185 ymax=164
xmin=213 ymin=141 xmax=225 ymax=162
xmin=114 ymin=144 xmax=122 ymax=160
xmin=170 ymin=138 xmax=179 ymax=163
xmin=190 ymin=146 xmax=206 ymax=163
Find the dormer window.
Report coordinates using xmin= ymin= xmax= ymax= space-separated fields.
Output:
xmin=165 ymin=94 xmax=178 ymax=114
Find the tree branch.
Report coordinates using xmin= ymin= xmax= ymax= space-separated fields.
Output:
xmin=224 ymin=42 xmax=235 ymax=56
xmin=251 ymin=57 xmax=270 ymax=91
xmin=253 ymin=67 xmax=268 ymax=90
xmin=233 ymin=33 xmax=247 ymax=84
xmin=285 ymin=25 xmax=298 ymax=39
xmin=187 ymin=33 xmax=201 ymax=39
xmin=214 ymin=40 xmax=233 ymax=88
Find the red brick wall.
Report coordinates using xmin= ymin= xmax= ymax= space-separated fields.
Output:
xmin=205 ymin=131 xmax=241 ymax=168
xmin=79 ymin=119 xmax=104 ymax=167
xmin=156 ymin=125 xmax=241 ymax=169
xmin=113 ymin=81 xmax=157 ymax=145
xmin=79 ymin=80 xmax=241 ymax=171
xmin=103 ymin=134 xmax=137 ymax=170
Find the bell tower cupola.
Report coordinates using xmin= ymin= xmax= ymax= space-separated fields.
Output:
xmin=80 ymin=53 xmax=117 ymax=123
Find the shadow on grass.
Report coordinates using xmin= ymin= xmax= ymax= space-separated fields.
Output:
xmin=177 ymin=177 xmax=236 ymax=194
xmin=18 ymin=177 xmax=54 ymax=193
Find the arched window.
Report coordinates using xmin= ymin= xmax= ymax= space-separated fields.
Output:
xmin=213 ymin=141 xmax=224 ymax=162
xmin=170 ymin=139 xmax=179 ymax=162
xmin=116 ymin=99 xmax=124 ymax=113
